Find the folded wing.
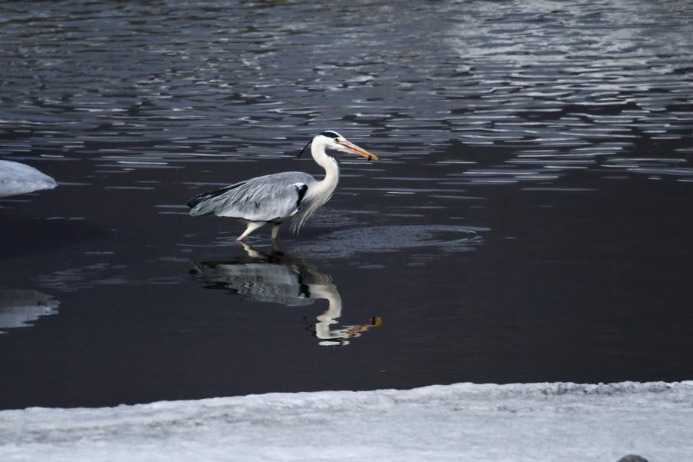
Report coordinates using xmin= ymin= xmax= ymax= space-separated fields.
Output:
xmin=188 ymin=171 xmax=313 ymax=223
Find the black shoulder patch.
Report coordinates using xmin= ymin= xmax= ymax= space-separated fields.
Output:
xmin=295 ymin=183 xmax=308 ymax=208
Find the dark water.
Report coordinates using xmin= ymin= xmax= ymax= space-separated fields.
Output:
xmin=1 ymin=0 xmax=692 ymax=409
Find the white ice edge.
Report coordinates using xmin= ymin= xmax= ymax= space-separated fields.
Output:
xmin=1 ymin=381 xmax=692 ymax=462
xmin=0 ymin=160 xmax=57 ymax=198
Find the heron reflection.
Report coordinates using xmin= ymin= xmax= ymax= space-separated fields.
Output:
xmin=191 ymin=243 xmax=381 ymax=346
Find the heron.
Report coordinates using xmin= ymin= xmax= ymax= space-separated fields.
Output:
xmin=187 ymin=130 xmax=379 ymax=241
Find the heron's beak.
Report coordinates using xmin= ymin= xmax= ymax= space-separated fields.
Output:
xmin=339 ymin=139 xmax=379 ymax=161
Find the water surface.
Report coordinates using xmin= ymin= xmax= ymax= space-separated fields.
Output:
xmin=1 ymin=0 xmax=692 ymax=409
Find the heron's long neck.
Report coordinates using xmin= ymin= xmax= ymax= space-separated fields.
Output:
xmin=310 ymin=142 xmax=339 ymax=201
xmin=289 ymin=141 xmax=340 ymax=233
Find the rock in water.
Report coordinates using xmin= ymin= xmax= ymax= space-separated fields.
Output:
xmin=616 ymin=455 xmax=648 ymax=462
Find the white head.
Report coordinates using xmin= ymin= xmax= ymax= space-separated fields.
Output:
xmin=299 ymin=131 xmax=379 ymax=161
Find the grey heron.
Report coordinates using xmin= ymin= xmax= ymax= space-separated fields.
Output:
xmin=187 ymin=131 xmax=379 ymax=241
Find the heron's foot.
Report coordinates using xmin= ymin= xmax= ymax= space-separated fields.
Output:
xmin=237 ymin=221 xmax=266 ymax=241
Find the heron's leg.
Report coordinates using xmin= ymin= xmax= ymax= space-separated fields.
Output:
xmin=236 ymin=221 xmax=266 ymax=241
xmin=271 ymin=222 xmax=281 ymax=240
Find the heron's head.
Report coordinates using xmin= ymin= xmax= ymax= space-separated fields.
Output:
xmin=299 ymin=131 xmax=379 ymax=161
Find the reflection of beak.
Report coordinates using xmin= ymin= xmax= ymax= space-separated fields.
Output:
xmin=339 ymin=139 xmax=379 ymax=161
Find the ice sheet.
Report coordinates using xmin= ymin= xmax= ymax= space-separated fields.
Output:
xmin=0 ymin=160 xmax=57 ymax=198
xmin=1 ymin=381 xmax=691 ymax=461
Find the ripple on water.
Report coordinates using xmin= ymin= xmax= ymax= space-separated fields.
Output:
xmin=0 ymin=1 xmax=691 ymax=190
xmin=292 ymin=225 xmax=487 ymax=261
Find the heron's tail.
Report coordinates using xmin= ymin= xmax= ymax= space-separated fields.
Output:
xmin=187 ymin=184 xmax=239 ymax=215
xmin=187 ymin=191 xmax=214 ymax=210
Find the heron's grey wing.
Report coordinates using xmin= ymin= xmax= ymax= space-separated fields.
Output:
xmin=188 ymin=172 xmax=313 ymax=222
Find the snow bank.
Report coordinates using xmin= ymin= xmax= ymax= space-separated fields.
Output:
xmin=0 ymin=160 xmax=57 ymax=198
xmin=1 ymin=381 xmax=691 ymax=461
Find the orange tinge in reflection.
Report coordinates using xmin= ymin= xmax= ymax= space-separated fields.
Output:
xmin=191 ymin=242 xmax=381 ymax=346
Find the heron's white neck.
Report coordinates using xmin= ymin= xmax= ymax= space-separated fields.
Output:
xmin=309 ymin=138 xmax=339 ymax=201
xmin=290 ymin=138 xmax=340 ymax=233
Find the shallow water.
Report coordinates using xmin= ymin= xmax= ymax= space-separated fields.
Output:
xmin=1 ymin=0 xmax=692 ymax=409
